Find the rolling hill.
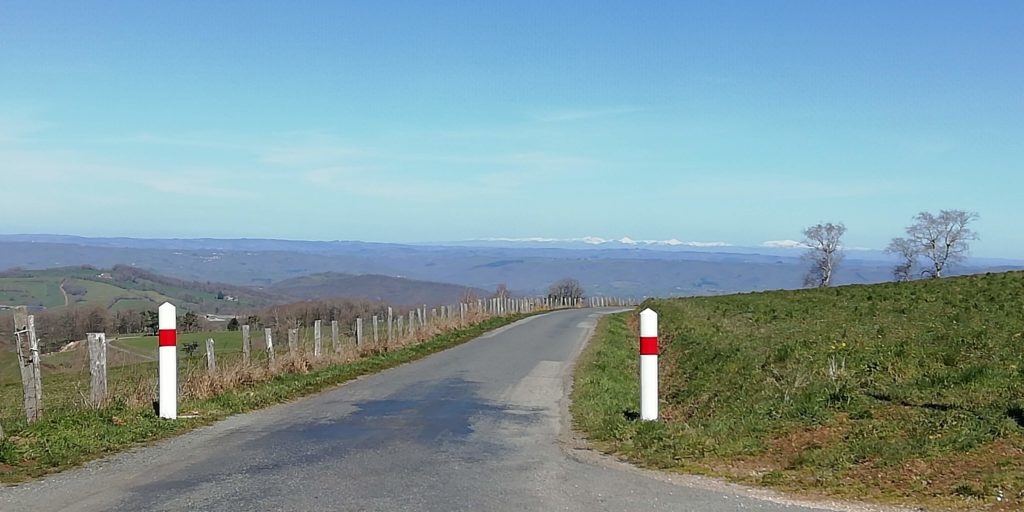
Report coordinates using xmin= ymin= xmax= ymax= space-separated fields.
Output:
xmin=269 ymin=272 xmax=488 ymax=306
xmin=2 ymin=235 xmax=1019 ymax=298
xmin=0 ymin=265 xmax=279 ymax=314
xmin=0 ymin=265 xmax=494 ymax=317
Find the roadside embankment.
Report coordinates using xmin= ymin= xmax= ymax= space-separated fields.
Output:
xmin=573 ymin=271 xmax=1024 ymax=511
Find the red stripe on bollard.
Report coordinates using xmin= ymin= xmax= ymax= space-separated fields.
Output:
xmin=159 ymin=329 xmax=176 ymax=347
xmin=640 ymin=336 xmax=658 ymax=355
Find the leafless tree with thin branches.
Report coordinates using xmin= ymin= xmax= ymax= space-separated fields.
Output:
xmin=892 ymin=209 xmax=979 ymax=279
xmin=885 ymin=237 xmax=918 ymax=282
xmin=548 ymin=278 xmax=584 ymax=301
xmin=802 ymin=222 xmax=846 ymax=288
xmin=492 ymin=283 xmax=512 ymax=299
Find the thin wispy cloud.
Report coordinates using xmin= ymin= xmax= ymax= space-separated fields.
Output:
xmin=105 ymin=132 xmax=254 ymax=152
xmin=0 ymin=113 xmax=52 ymax=145
xmin=669 ymin=176 xmax=903 ymax=201
xmin=261 ymin=145 xmax=366 ymax=167
xmin=136 ymin=172 xmax=237 ymax=198
xmin=0 ymin=147 xmax=242 ymax=198
xmin=534 ymin=106 xmax=647 ymax=123
xmin=302 ymin=166 xmax=472 ymax=201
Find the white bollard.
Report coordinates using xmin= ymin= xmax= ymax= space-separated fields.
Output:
xmin=639 ymin=308 xmax=658 ymax=421
xmin=158 ymin=302 xmax=177 ymax=420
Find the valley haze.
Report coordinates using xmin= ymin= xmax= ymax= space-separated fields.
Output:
xmin=2 ymin=234 xmax=1020 ymax=299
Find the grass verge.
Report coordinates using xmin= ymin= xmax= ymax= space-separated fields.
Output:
xmin=572 ymin=272 xmax=1024 ymax=511
xmin=0 ymin=312 xmax=533 ymax=483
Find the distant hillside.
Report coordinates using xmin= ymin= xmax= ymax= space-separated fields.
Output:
xmin=269 ymin=272 xmax=488 ymax=306
xmin=0 ymin=236 xmax=1020 ymax=297
xmin=0 ymin=265 xmax=280 ymax=314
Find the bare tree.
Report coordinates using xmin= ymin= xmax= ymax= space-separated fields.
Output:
xmin=460 ymin=289 xmax=480 ymax=304
xmin=899 ymin=209 xmax=979 ymax=279
xmin=548 ymin=278 xmax=584 ymax=301
xmin=492 ymin=284 xmax=512 ymax=299
xmin=802 ymin=222 xmax=846 ymax=288
xmin=885 ymin=237 xmax=918 ymax=282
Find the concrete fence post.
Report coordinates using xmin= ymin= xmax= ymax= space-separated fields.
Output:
xmin=372 ymin=315 xmax=379 ymax=344
xmin=206 ymin=338 xmax=217 ymax=372
xmin=265 ymin=328 xmax=276 ymax=365
xmin=242 ymin=324 xmax=251 ymax=365
xmin=288 ymin=328 xmax=298 ymax=357
xmin=387 ymin=307 xmax=394 ymax=345
xmin=87 ymin=332 xmax=107 ymax=407
xmin=331 ymin=320 xmax=340 ymax=354
xmin=356 ymin=318 xmax=364 ymax=347
xmin=314 ymin=320 xmax=323 ymax=358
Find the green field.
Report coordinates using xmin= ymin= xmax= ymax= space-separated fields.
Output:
xmin=0 ymin=266 xmax=273 ymax=315
xmin=0 ymin=271 xmax=176 ymax=312
xmin=117 ymin=328 xmax=338 ymax=359
xmin=0 ymin=351 xmax=17 ymax=383
xmin=118 ymin=331 xmax=246 ymax=358
xmin=574 ymin=271 xmax=1024 ymax=511
xmin=0 ymin=278 xmax=64 ymax=308
xmin=0 ymin=333 xmax=173 ymax=386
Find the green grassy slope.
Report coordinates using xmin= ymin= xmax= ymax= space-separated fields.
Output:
xmin=269 ymin=272 xmax=488 ymax=306
xmin=0 ymin=266 xmax=276 ymax=313
xmin=0 ymin=277 xmax=64 ymax=308
xmin=574 ymin=271 xmax=1024 ymax=511
xmin=117 ymin=331 xmax=246 ymax=359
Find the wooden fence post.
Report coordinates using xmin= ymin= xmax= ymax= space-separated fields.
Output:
xmin=86 ymin=332 xmax=107 ymax=407
xmin=409 ymin=310 xmax=416 ymax=336
xmin=206 ymin=338 xmax=216 ymax=372
xmin=331 ymin=320 xmax=340 ymax=354
xmin=314 ymin=320 xmax=322 ymax=358
xmin=242 ymin=324 xmax=251 ymax=365
xmin=356 ymin=318 xmax=363 ymax=347
xmin=288 ymin=328 xmax=298 ymax=357
xmin=265 ymin=328 xmax=276 ymax=365
xmin=372 ymin=315 xmax=379 ymax=344
xmin=13 ymin=306 xmax=43 ymax=423
xmin=397 ymin=316 xmax=404 ymax=341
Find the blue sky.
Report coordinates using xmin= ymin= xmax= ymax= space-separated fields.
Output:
xmin=1 ymin=1 xmax=1021 ymax=257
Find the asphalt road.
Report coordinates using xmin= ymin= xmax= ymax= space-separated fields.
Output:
xmin=1 ymin=309 xmax=883 ymax=512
